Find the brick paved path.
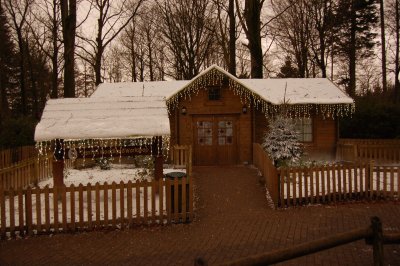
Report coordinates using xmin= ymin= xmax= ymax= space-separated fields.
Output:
xmin=1 ymin=166 xmax=400 ymax=265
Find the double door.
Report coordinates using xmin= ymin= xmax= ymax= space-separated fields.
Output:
xmin=193 ymin=115 xmax=237 ymax=165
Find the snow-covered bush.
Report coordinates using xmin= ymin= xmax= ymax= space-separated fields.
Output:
xmin=133 ymin=155 xmax=154 ymax=179
xmin=96 ymin=157 xmax=112 ymax=170
xmin=262 ymin=115 xmax=304 ymax=167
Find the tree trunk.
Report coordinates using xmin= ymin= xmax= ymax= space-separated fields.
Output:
xmin=379 ymin=0 xmax=387 ymax=93
xmin=26 ymin=42 xmax=39 ymax=119
xmin=95 ymin=47 xmax=103 ymax=86
xmin=244 ymin=0 xmax=263 ymax=78
xmin=16 ymin=28 xmax=27 ymax=115
xmin=319 ymin=31 xmax=327 ymax=78
xmin=147 ymin=31 xmax=154 ymax=81
xmin=60 ymin=0 xmax=76 ymax=98
xmin=396 ymin=0 xmax=400 ymax=102
xmin=51 ymin=0 xmax=59 ymax=99
xmin=228 ymin=0 xmax=236 ymax=76
xmin=348 ymin=0 xmax=357 ymax=97
xmin=0 ymin=68 xmax=10 ymax=122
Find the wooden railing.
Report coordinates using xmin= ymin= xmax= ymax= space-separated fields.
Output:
xmin=337 ymin=139 xmax=400 ymax=164
xmin=217 ymin=217 xmax=399 ymax=266
xmin=0 ymin=157 xmax=52 ymax=191
xmin=253 ymin=143 xmax=400 ymax=208
xmin=253 ymin=143 xmax=279 ymax=207
xmin=0 ymin=146 xmax=37 ymax=168
xmin=171 ymin=145 xmax=192 ymax=176
xmin=0 ymin=177 xmax=193 ymax=238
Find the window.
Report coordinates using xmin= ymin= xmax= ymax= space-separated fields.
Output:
xmin=218 ymin=121 xmax=233 ymax=145
xmin=197 ymin=121 xmax=212 ymax=145
xmin=294 ymin=118 xmax=313 ymax=142
xmin=208 ymin=87 xmax=221 ymax=101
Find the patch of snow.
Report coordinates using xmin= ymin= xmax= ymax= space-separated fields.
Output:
xmin=3 ymin=165 xmax=186 ymax=228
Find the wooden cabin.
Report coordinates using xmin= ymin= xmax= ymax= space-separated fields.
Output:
xmin=92 ymin=65 xmax=354 ymax=165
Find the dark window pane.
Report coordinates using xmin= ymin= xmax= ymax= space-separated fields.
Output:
xmin=208 ymin=87 xmax=221 ymax=100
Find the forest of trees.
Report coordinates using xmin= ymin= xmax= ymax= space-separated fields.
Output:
xmin=0 ymin=0 xmax=399 ymax=147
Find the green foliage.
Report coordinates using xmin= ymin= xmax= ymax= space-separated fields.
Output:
xmin=340 ymin=96 xmax=400 ymax=139
xmin=277 ymin=56 xmax=299 ymax=78
xmin=262 ymin=115 xmax=304 ymax=167
xmin=0 ymin=117 xmax=37 ymax=149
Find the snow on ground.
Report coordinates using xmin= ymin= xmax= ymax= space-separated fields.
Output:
xmin=4 ymin=164 xmax=187 ymax=228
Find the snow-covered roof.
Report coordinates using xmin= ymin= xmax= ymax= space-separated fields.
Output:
xmin=92 ymin=80 xmax=188 ymax=98
xmin=34 ymin=96 xmax=170 ymax=142
xmin=240 ymin=78 xmax=353 ymax=105
xmin=93 ymin=65 xmax=353 ymax=106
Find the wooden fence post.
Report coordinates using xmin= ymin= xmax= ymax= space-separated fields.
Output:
xmin=371 ymin=216 xmax=384 ymax=266
xmin=34 ymin=159 xmax=39 ymax=185
xmin=25 ymin=187 xmax=33 ymax=236
xmin=369 ymin=160 xmax=375 ymax=199
xmin=353 ymin=144 xmax=358 ymax=162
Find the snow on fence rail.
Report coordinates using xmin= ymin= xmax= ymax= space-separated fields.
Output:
xmin=253 ymin=143 xmax=400 ymax=208
xmin=0 ymin=177 xmax=193 ymax=238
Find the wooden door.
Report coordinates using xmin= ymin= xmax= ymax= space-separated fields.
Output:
xmin=216 ymin=117 xmax=237 ymax=165
xmin=193 ymin=115 xmax=237 ymax=165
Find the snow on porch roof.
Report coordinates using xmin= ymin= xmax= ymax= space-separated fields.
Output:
xmin=34 ymin=96 xmax=170 ymax=142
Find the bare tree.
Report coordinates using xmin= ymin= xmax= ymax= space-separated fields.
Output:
xmin=77 ymin=0 xmax=144 ymax=86
xmin=4 ymin=0 xmax=33 ymax=115
xmin=307 ymin=0 xmax=336 ymax=78
xmin=270 ymin=0 xmax=311 ymax=78
xmin=158 ymin=0 xmax=216 ymax=80
xmin=388 ymin=0 xmax=400 ymax=101
xmin=396 ymin=0 xmax=400 ymax=101
xmin=213 ymin=0 xmax=238 ymax=76
xmin=60 ymin=0 xmax=77 ymax=98
xmin=236 ymin=0 xmax=264 ymax=78
xmin=29 ymin=0 xmax=62 ymax=98
xmin=379 ymin=0 xmax=387 ymax=92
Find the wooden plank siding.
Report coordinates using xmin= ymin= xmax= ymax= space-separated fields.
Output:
xmin=169 ymin=84 xmax=252 ymax=165
xmin=254 ymin=110 xmax=338 ymax=161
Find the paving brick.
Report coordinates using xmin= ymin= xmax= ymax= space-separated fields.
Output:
xmin=1 ymin=166 xmax=400 ymax=265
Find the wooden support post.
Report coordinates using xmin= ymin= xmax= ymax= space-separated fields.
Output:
xmin=34 ymin=158 xmax=39 ymax=186
xmin=52 ymin=140 xmax=64 ymax=199
xmin=153 ymin=136 xmax=163 ymax=194
xmin=371 ymin=216 xmax=384 ymax=266
xmin=155 ymin=155 xmax=163 ymax=182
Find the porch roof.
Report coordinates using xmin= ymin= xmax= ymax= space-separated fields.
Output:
xmin=34 ymin=96 xmax=170 ymax=142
